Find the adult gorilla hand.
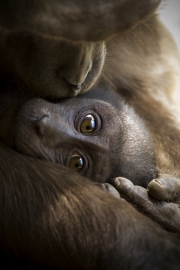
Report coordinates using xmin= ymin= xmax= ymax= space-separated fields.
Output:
xmin=111 ymin=176 xmax=180 ymax=233
xmin=148 ymin=174 xmax=180 ymax=202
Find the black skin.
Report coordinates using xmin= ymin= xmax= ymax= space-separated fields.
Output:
xmin=1 ymin=0 xmax=180 ymax=269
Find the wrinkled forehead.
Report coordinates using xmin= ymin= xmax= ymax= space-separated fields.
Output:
xmin=0 ymin=0 xmax=161 ymax=40
xmin=57 ymin=96 xmax=120 ymax=119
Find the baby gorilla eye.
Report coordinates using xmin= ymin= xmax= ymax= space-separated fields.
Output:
xmin=80 ymin=114 xmax=95 ymax=134
xmin=69 ymin=153 xmax=84 ymax=171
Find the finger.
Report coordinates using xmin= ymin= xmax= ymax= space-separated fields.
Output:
xmin=111 ymin=177 xmax=149 ymax=205
xmin=111 ymin=177 xmax=180 ymax=233
xmin=148 ymin=174 xmax=180 ymax=201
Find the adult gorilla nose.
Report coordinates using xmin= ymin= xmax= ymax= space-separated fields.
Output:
xmin=62 ymin=60 xmax=92 ymax=89
xmin=60 ymin=41 xmax=93 ymax=93
xmin=72 ymin=84 xmax=81 ymax=91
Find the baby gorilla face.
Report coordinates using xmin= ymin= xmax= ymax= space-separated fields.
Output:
xmin=15 ymin=93 xmax=157 ymax=185
xmin=15 ymin=97 xmax=122 ymax=182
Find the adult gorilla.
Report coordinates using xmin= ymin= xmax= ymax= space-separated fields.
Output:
xmin=1 ymin=0 xmax=180 ymax=269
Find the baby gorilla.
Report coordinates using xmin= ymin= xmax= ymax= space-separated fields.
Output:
xmin=14 ymin=87 xmax=157 ymax=187
xmin=9 ymin=86 xmax=180 ymax=234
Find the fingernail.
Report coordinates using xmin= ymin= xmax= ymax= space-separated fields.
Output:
xmin=154 ymin=179 xmax=163 ymax=185
xmin=112 ymin=177 xmax=121 ymax=187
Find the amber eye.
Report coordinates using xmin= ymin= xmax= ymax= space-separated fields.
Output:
xmin=80 ymin=114 xmax=95 ymax=134
xmin=69 ymin=153 xmax=84 ymax=171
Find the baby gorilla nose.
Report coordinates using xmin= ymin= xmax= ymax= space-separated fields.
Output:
xmin=33 ymin=114 xmax=50 ymax=136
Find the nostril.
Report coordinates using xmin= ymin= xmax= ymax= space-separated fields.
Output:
xmin=33 ymin=115 xmax=50 ymax=136
xmin=72 ymin=84 xmax=81 ymax=91
xmin=39 ymin=114 xmax=50 ymax=122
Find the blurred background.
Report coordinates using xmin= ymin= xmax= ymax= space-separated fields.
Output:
xmin=159 ymin=0 xmax=180 ymax=51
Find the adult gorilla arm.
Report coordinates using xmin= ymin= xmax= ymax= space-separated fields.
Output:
xmin=0 ymin=0 xmax=161 ymax=41
xmin=1 ymin=145 xmax=180 ymax=270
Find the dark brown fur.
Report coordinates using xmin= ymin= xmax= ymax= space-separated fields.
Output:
xmin=1 ymin=0 xmax=180 ymax=269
